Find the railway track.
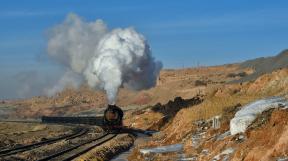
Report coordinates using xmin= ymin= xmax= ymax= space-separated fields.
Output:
xmin=37 ymin=133 xmax=117 ymax=161
xmin=0 ymin=127 xmax=88 ymax=157
xmin=0 ymin=125 xmax=119 ymax=161
xmin=0 ymin=119 xmax=139 ymax=160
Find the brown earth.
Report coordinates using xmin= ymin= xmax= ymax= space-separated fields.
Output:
xmin=4 ymin=63 xmax=246 ymax=119
xmin=2 ymin=51 xmax=288 ymax=160
xmin=0 ymin=122 xmax=74 ymax=150
xmin=125 ymin=68 xmax=288 ymax=161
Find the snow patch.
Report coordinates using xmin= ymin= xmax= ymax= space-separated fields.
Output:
xmin=179 ymin=157 xmax=197 ymax=161
xmin=277 ymin=157 xmax=288 ymax=161
xmin=230 ymin=97 xmax=288 ymax=135
xmin=216 ymin=131 xmax=231 ymax=141
xmin=140 ymin=144 xmax=183 ymax=155
xmin=212 ymin=148 xmax=234 ymax=161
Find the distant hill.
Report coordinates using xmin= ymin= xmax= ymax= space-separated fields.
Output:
xmin=236 ymin=49 xmax=288 ymax=82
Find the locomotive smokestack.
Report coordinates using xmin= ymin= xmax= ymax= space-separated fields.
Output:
xmin=108 ymin=104 xmax=118 ymax=108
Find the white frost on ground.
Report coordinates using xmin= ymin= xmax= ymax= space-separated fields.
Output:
xmin=277 ymin=157 xmax=288 ymax=161
xmin=140 ymin=144 xmax=183 ymax=155
xmin=178 ymin=157 xmax=197 ymax=161
xmin=230 ymin=97 xmax=288 ymax=135
xmin=212 ymin=148 xmax=235 ymax=161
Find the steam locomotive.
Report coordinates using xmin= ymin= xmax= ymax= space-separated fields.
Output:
xmin=41 ymin=104 xmax=153 ymax=136
xmin=102 ymin=104 xmax=124 ymax=127
xmin=41 ymin=104 xmax=124 ymax=127
xmin=102 ymin=104 xmax=153 ymax=135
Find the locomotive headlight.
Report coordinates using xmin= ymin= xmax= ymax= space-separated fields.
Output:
xmin=105 ymin=110 xmax=119 ymax=121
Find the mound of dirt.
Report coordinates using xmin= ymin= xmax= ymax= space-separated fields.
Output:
xmin=151 ymin=96 xmax=204 ymax=117
xmin=238 ymin=49 xmax=288 ymax=82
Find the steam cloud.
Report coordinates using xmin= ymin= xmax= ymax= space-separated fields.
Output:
xmin=47 ymin=13 xmax=162 ymax=104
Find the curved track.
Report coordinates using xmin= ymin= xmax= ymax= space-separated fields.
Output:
xmin=0 ymin=127 xmax=88 ymax=157
xmin=37 ymin=133 xmax=117 ymax=161
xmin=0 ymin=120 xmax=132 ymax=161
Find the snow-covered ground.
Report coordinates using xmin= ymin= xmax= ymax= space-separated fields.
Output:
xmin=212 ymin=147 xmax=235 ymax=161
xmin=140 ymin=144 xmax=183 ymax=155
xmin=230 ymin=97 xmax=288 ymax=135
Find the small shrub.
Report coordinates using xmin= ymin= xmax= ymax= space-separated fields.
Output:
xmin=227 ymin=72 xmax=247 ymax=78
xmin=195 ymin=80 xmax=207 ymax=86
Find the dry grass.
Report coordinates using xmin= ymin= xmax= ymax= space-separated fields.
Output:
xmin=124 ymin=110 xmax=163 ymax=129
xmin=185 ymin=74 xmax=288 ymax=122
xmin=182 ymin=94 xmax=262 ymax=122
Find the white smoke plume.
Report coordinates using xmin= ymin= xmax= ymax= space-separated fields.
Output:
xmin=44 ymin=71 xmax=83 ymax=96
xmin=47 ymin=13 xmax=162 ymax=104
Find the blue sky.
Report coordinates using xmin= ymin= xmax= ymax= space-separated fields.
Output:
xmin=0 ymin=0 xmax=288 ymax=98
xmin=1 ymin=1 xmax=288 ymax=69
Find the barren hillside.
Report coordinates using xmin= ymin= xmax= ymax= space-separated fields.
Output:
xmin=1 ymin=50 xmax=288 ymax=160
